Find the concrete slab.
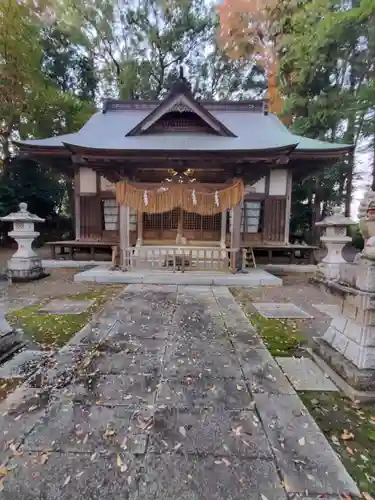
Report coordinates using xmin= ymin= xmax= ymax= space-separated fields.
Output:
xmin=1 ymin=451 xmax=141 ymax=499
xmin=138 ymin=453 xmax=287 ymax=500
xmin=156 ymin=376 xmax=254 ymax=410
xmin=275 ymin=357 xmax=338 ymax=391
xmin=148 ymin=408 xmax=272 ymax=459
xmin=0 ymin=349 xmax=46 ymax=379
xmin=39 ymin=298 xmax=94 ymax=315
xmin=23 ymin=403 xmax=147 ymax=454
xmin=253 ymin=302 xmax=313 ymax=319
xmin=0 ymin=297 xmax=39 ymax=312
xmin=254 ymin=393 xmax=360 ymax=496
xmin=74 ymin=267 xmax=283 ymax=287
xmin=238 ymin=347 xmax=296 ymax=395
xmin=312 ymin=303 xmax=341 ymax=318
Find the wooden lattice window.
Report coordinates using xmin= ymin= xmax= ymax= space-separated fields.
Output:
xmin=143 ymin=209 xmax=179 ymax=230
xmin=183 ymin=211 xmax=221 ymax=232
xmin=241 ymin=201 xmax=263 ymax=233
xmin=102 ymin=199 xmax=118 ymax=231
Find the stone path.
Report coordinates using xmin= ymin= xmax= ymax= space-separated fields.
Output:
xmin=0 ymin=285 xmax=359 ymax=499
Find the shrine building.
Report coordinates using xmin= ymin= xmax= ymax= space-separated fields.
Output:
xmin=15 ymin=76 xmax=353 ymax=272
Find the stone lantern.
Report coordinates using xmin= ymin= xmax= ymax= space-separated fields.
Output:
xmin=315 ymin=206 xmax=354 ymax=280
xmin=0 ymin=202 xmax=46 ymax=282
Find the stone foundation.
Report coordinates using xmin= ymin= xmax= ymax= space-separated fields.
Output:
xmin=313 ymin=337 xmax=375 ymax=391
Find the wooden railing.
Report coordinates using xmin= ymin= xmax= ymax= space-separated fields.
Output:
xmin=121 ymin=247 xmax=242 ymax=273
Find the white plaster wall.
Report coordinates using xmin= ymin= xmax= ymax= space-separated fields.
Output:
xmin=252 ymin=177 xmax=266 ymax=193
xmin=269 ymin=169 xmax=288 ymax=196
xmin=101 ymin=176 xmax=116 ymax=192
xmin=79 ymin=167 xmax=97 ymax=194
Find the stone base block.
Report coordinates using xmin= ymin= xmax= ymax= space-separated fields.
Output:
xmin=313 ymin=337 xmax=375 ymax=391
xmin=323 ymin=322 xmax=375 ymax=369
xmin=316 ymin=262 xmax=341 ymax=281
xmin=6 ymin=257 xmax=48 ymax=282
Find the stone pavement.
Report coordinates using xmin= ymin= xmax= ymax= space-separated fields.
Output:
xmin=0 ymin=285 xmax=359 ymax=499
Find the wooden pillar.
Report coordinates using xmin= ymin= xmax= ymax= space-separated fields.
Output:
xmin=119 ymin=204 xmax=130 ymax=269
xmin=284 ymin=170 xmax=292 ymax=243
xmin=136 ymin=210 xmax=143 ymax=246
xmin=220 ymin=210 xmax=227 ymax=248
xmin=231 ymin=203 xmax=242 ymax=271
xmin=74 ymin=170 xmax=81 ymax=241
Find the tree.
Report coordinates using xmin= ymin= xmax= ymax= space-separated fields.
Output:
xmin=276 ymin=0 xmax=375 ymax=224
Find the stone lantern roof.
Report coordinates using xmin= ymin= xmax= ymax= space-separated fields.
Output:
xmin=315 ymin=207 xmax=355 ymax=227
xmin=0 ymin=203 xmax=45 ymax=223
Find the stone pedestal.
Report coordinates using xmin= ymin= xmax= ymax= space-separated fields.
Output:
xmin=313 ymin=260 xmax=375 ymax=390
xmin=315 ymin=207 xmax=354 ymax=280
xmin=0 ymin=203 xmax=46 ymax=282
xmin=0 ymin=308 xmax=22 ymax=361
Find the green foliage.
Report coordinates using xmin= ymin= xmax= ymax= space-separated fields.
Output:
xmin=275 ymin=0 xmax=375 ymax=230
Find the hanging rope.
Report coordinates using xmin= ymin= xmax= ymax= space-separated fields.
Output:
xmin=116 ymin=179 xmax=244 ymax=215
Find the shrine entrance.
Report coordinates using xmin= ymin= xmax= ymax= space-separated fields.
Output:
xmin=143 ymin=208 xmax=222 ymax=244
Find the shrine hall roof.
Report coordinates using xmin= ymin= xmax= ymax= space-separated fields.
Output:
xmin=15 ymin=100 xmax=352 ymax=155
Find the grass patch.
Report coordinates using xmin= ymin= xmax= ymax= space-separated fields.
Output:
xmin=231 ymin=287 xmax=306 ymax=356
xmin=249 ymin=312 xmax=306 ymax=356
xmin=300 ymin=392 xmax=375 ymax=497
xmin=6 ymin=287 xmax=121 ymax=349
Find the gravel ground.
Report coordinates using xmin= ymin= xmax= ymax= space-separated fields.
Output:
xmin=0 ymin=247 xmax=105 ymax=304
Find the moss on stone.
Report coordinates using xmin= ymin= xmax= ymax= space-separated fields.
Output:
xmin=6 ymin=287 xmax=121 ymax=349
xmin=249 ymin=312 xmax=306 ymax=356
xmin=231 ymin=287 xmax=306 ymax=356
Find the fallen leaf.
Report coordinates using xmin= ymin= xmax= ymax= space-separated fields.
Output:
xmin=116 ymin=454 xmax=128 ymax=472
xmin=341 ymin=430 xmax=354 ymax=441
xmin=0 ymin=467 xmax=7 ymax=478
xmin=179 ymin=426 xmax=187 ymax=437
xmin=62 ymin=475 xmax=71 ymax=487
xmin=331 ymin=435 xmax=340 ymax=445
xmin=40 ymin=453 xmax=49 ymax=465
xmin=232 ymin=426 xmax=242 ymax=436
xmin=104 ymin=426 xmax=116 ymax=438
xmin=298 ymin=437 xmax=305 ymax=446
xmin=120 ymin=437 xmax=128 ymax=450
xmin=75 ymin=471 xmax=84 ymax=479
xmin=222 ymin=458 xmax=231 ymax=467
